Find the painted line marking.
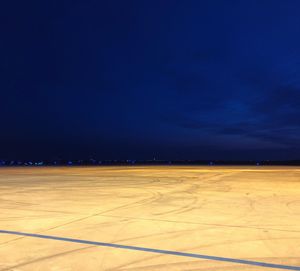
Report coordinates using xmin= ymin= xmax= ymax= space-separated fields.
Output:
xmin=0 ymin=230 xmax=300 ymax=270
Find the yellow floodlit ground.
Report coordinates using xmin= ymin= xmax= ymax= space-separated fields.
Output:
xmin=0 ymin=166 xmax=300 ymax=270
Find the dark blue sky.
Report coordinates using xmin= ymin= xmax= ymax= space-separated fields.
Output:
xmin=1 ymin=0 xmax=300 ymax=160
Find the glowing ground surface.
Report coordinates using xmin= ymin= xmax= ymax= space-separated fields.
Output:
xmin=0 ymin=166 xmax=299 ymax=270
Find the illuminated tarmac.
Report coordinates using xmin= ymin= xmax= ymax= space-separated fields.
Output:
xmin=0 ymin=166 xmax=299 ymax=270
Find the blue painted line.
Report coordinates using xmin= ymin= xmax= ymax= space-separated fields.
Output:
xmin=1 ymin=229 xmax=300 ymax=270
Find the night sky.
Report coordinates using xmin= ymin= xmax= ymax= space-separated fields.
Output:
xmin=1 ymin=1 xmax=300 ymax=161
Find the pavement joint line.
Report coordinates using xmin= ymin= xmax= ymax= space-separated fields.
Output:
xmin=1 ymin=229 xmax=300 ymax=270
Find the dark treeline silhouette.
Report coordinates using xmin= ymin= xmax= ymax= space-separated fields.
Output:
xmin=0 ymin=159 xmax=300 ymax=166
